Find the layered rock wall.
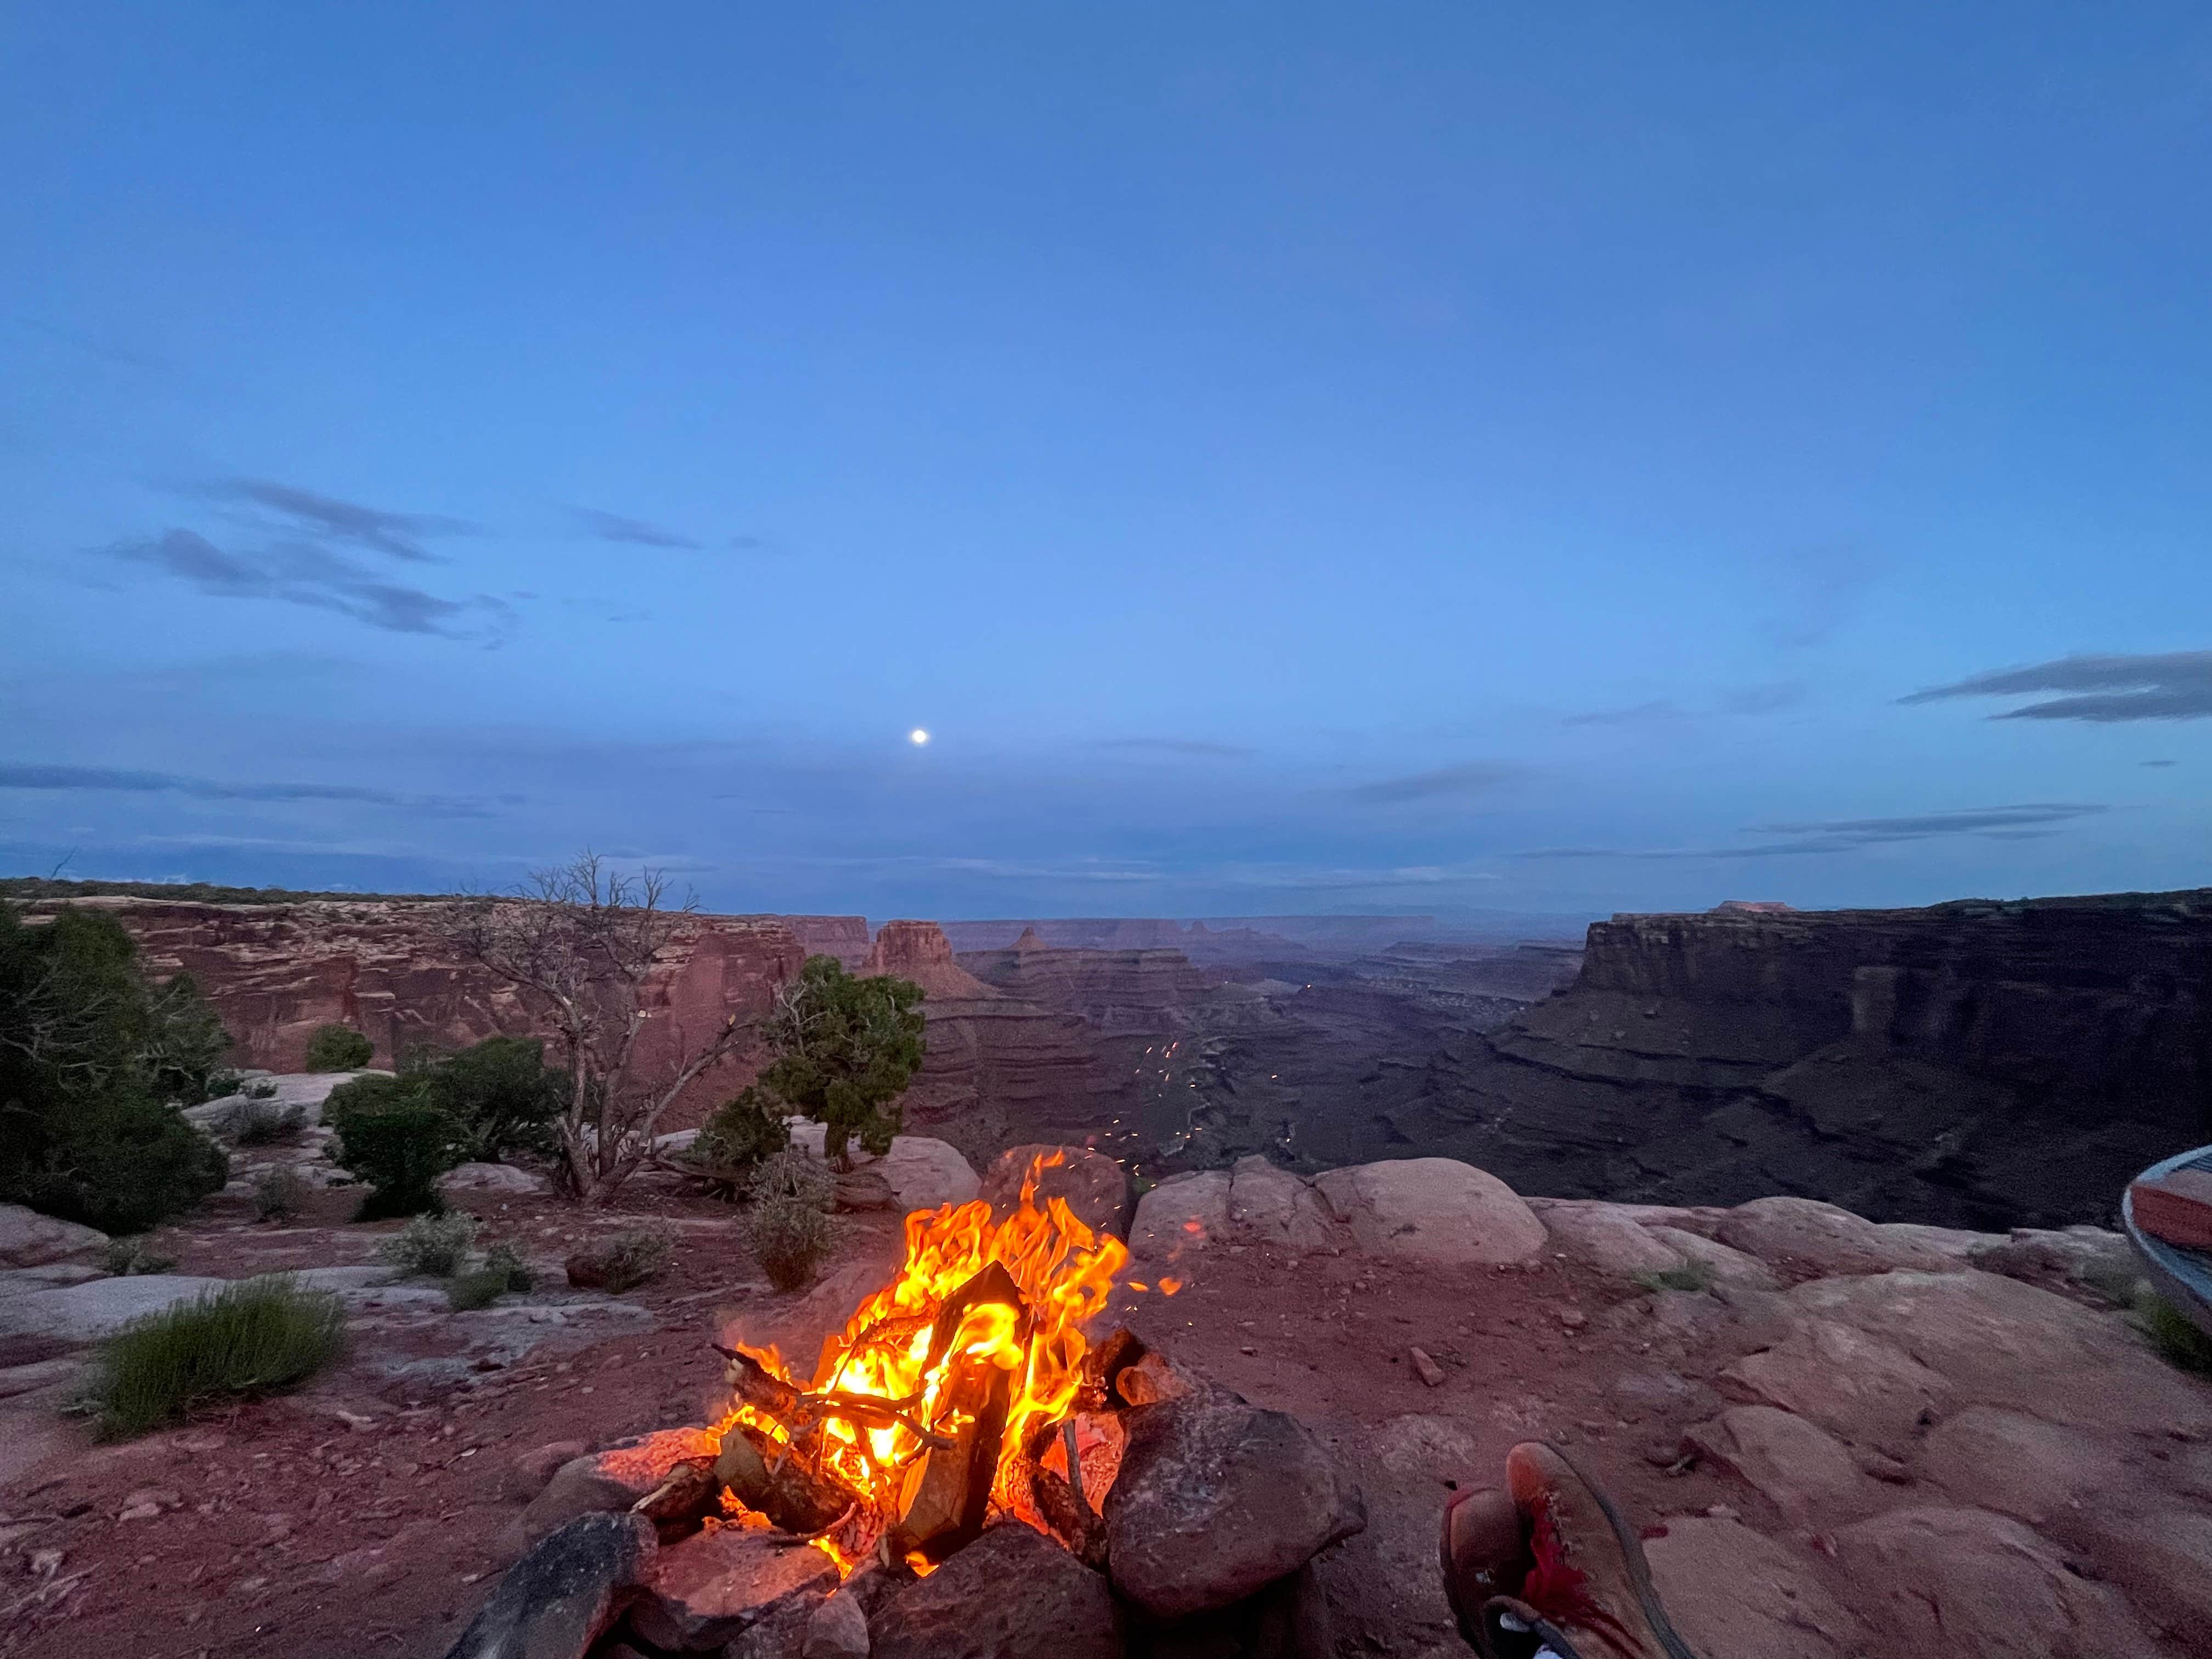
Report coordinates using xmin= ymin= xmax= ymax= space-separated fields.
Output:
xmin=1419 ymin=890 xmax=2212 ymax=1229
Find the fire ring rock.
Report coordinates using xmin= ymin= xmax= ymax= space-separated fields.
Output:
xmin=1104 ymin=1388 xmax=1365 ymax=1621
xmin=628 ymin=1523 xmax=840 ymax=1651
xmin=871 ymin=1521 xmax=1121 ymax=1659
xmin=442 ymin=1510 xmax=656 ymax=1659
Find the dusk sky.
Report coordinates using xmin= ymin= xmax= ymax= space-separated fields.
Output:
xmin=5 ymin=5 xmax=2209 ymax=922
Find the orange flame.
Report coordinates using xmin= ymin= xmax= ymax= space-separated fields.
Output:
xmin=718 ymin=1153 xmax=1129 ymax=1551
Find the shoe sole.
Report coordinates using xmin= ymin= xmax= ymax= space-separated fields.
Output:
xmin=1539 ymin=1443 xmax=1701 ymax=1659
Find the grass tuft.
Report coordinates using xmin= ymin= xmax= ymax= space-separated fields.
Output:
xmin=748 ymin=1192 xmax=833 ymax=1291
xmin=103 ymin=1237 xmax=178 ymax=1276
xmin=252 ymin=1167 xmax=310 ymax=1222
xmin=92 ymin=1276 xmax=345 ymax=1438
xmin=447 ymin=1241 xmax=533 ymax=1310
xmin=380 ymin=1211 xmax=479 ymax=1277
xmin=2134 ymin=1287 xmax=2212 ymax=1375
xmin=1634 ymin=1259 xmax=1719 ymax=1296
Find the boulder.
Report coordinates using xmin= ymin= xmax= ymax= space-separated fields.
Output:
xmin=1227 ymin=1156 xmax=1340 ymax=1251
xmin=1643 ymin=1516 xmax=1864 ymax=1659
xmin=0 ymin=1204 xmax=107 ymax=1270
xmin=506 ymin=1439 xmax=592 ymax=1503
xmin=801 ymin=1590 xmax=872 ymax=1659
xmin=441 ymin=1511 xmax=656 ymax=1659
xmin=1830 ymin=1506 xmax=2157 ymax=1658
xmin=1968 ymin=1226 xmax=2141 ymax=1305
xmin=1541 ymin=1205 xmax=1687 ymax=1280
xmin=0 ymin=1273 xmax=228 ymax=1346
xmin=439 ymin=1161 xmax=549 ymax=1196
xmin=1716 ymin=1315 xmax=1949 ymax=1446
xmin=2068 ymin=1508 xmax=2212 ymax=1650
xmin=1639 ymin=1227 xmax=1779 ymax=1293
xmin=871 ymin=1521 xmax=1120 ymax=1659
xmin=1919 ymin=1407 xmax=2131 ymax=1527
xmin=1680 ymin=1406 xmax=1880 ymax=1526
xmin=1784 ymin=1269 xmax=2212 ymax=1437
xmin=1130 ymin=1171 xmax=1231 ymax=1263
xmin=1714 ymin=1197 xmax=1956 ymax=1278
xmin=1312 ymin=1158 xmax=1546 ymax=1267
xmin=629 ymin=1523 xmax=839 ymax=1651
xmin=0 ymin=1263 xmax=106 ymax=1300
xmin=1104 ymin=1387 xmax=1365 ymax=1620
xmin=498 ymin=1428 xmax=720 ymax=1561
xmin=1306 ymin=1414 xmax=1490 ymax=1657
xmin=979 ymin=1144 xmax=1132 ymax=1239
xmin=786 ymin=1122 xmax=979 ymax=1214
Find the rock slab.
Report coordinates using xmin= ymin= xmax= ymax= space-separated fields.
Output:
xmin=629 ymin=1523 xmax=839 ymax=1651
xmin=1312 ymin=1158 xmax=1546 ymax=1267
xmin=442 ymin=1511 xmax=656 ymax=1659
xmin=871 ymin=1522 xmax=1120 ymax=1659
xmin=0 ymin=1204 xmax=108 ymax=1270
xmin=1105 ymin=1387 xmax=1365 ymax=1620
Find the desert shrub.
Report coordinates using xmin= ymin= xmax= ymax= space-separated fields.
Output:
xmin=380 ymin=1210 xmax=479 ymax=1277
xmin=303 ymin=1024 xmax=375 ymax=1073
xmin=686 ymin=1085 xmax=792 ymax=1194
xmin=748 ymin=1191 xmax=833 ymax=1291
xmin=747 ymin=1147 xmax=834 ymax=1213
xmin=573 ymin=1228 xmax=670 ymax=1293
xmin=223 ymin=1097 xmax=307 ymax=1145
xmin=143 ymin=972 xmax=235 ymax=1105
xmin=243 ymin=1077 xmax=279 ymax=1100
xmin=1634 ymin=1260 xmax=1718 ymax=1296
xmin=2134 ymin=1288 xmax=2212 ymax=1375
xmin=0 ymin=906 xmax=233 ymax=1232
xmin=104 ymin=1236 xmax=177 ymax=1276
xmin=204 ymin=1068 xmax=246 ymax=1101
xmin=325 ymin=1074 xmax=464 ymax=1217
xmin=757 ymin=955 xmax=926 ymax=1164
xmin=446 ymin=1241 xmax=533 ymax=1311
xmin=253 ymin=1167 xmax=310 ymax=1221
xmin=91 ymin=1276 xmax=345 ymax=1438
xmin=409 ymin=1035 xmax=566 ymax=1162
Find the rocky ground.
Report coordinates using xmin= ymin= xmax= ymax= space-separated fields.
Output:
xmin=1 ymin=1080 xmax=2208 ymax=1658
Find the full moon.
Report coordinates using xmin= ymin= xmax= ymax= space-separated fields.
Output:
xmin=909 ymin=729 xmax=930 ymax=746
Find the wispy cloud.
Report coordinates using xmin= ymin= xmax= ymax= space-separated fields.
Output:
xmin=1900 ymin=651 xmax=2212 ymax=722
xmin=1341 ymin=761 xmax=1526 ymax=805
xmin=101 ymin=528 xmax=514 ymax=640
xmin=201 ymin=478 xmax=476 ymax=563
xmin=1518 ymin=803 xmax=2106 ymax=860
xmin=1094 ymin=738 xmax=1257 ymax=759
xmin=1562 ymin=683 xmax=1805 ymax=729
xmin=571 ymin=507 xmax=702 ymax=550
xmin=0 ymin=762 xmax=504 ymax=817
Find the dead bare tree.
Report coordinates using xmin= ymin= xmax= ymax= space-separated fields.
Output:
xmin=443 ymin=851 xmax=753 ymax=1203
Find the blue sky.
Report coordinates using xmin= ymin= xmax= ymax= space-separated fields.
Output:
xmin=4 ymin=4 xmax=2208 ymax=921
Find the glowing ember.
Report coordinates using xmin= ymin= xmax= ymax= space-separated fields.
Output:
xmin=715 ymin=1152 xmax=1130 ymax=1571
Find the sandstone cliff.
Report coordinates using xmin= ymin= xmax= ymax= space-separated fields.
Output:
xmin=1408 ymin=890 xmax=2212 ymax=1229
xmin=48 ymin=896 xmax=808 ymax=1109
xmin=957 ymin=931 xmax=1210 ymax=1025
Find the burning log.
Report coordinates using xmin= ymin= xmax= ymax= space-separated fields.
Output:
xmin=1020 ymin=1417 xmax=1108 ymax=1569
xmin=713 ymin=1421 xmax=863 ymax=1537
xmin=887 ymin=1356 xmax=1015 ymax=1564
xmin=630 ymin=1457 xmax=721 ymax=1536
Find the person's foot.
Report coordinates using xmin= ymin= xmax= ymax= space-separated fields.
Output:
xmin=1438 ymin=1442 xmax=1699 ymax=1659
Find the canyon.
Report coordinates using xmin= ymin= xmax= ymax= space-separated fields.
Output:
xmin=36 ymin=886 xmax=2212 ymax=1230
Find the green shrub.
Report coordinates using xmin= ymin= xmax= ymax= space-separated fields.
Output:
xmin=686 ymin=1085 xmax=792 ymax=1194
xmin=0 ymin=907 xmax=233 ymax=1232
xmin=2134 ymin=1288 xmax=2212 ymax=1375
xmin=252 ymin=1167 xmax=309 ymax=1222
xmin=409 ymin=1036 xmax=566 ymax=1162
xmin=573 ymin=1228 xmax=670 ymax=1293
xmin=748 ymin=1192 xmax=833 ymax=1291
xmin=446 ymin=1243 xmax=532 ymax=1310
xmin=91 ymin=1276 xmax=345 ymax=1438
xmin=303 ymin=1024 xmax=375 ymax=1072
xmin=757 ymin=956 xmax=926 ymax=1164
xmin=1634 ymin=1260 xmax=1719 ymax=1296
xmin=104 ymin=1237 xmax=177 ymax=1276
xmin=748 ymin=1147 xmax=834 ymax=1212
xmin=223 ymin=1097 xmax=307 ymax=1145
xmin=325 ymin=1074 xmax=464 ymax=1217
xmin=243 ymin=1077 xmax=279 ymax=1101
xmin=380 ymin=1211 xmax=479 ymax=1277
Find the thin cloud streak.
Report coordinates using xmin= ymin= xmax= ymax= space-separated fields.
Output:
xmin=0 ymin=762 xmax=504 ymax=817
xmin=1900 ymin=652 xmax=2212 ymax=722
xmin=1094 ymin=737 xmax=1257 ymax=759
xmin=571 ymin=507 xmax=703 ymax=550
xmin=1340 ymin=760 xmax=1527 ymax=805
xmin=202 ymin=478 xmax=476 ymax=563
xmin=1517 ymin=803 xmax=2107 ymax=861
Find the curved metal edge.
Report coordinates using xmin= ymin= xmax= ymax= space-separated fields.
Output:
xmin=2123 ymin=1144 xmax=2212 ymax=1342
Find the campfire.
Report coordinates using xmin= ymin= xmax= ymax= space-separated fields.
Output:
xmin=707 ymin=1153 xmax=1136 ymax=1574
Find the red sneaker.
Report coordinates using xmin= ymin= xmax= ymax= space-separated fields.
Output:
xmin=1438 ymin=1442 xmax=1699 ymax=1659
